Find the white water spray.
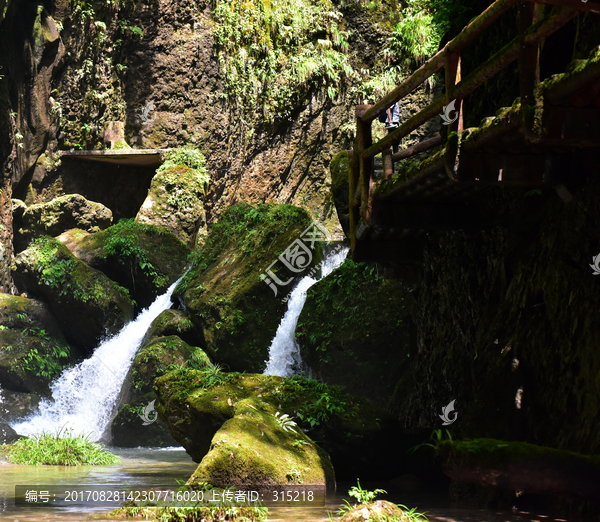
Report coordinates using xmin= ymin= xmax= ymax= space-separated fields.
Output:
xmin=263 ymin=246 xmax=349 ymax=377
xmin=13 ymin=276 xmax=185 ymax=440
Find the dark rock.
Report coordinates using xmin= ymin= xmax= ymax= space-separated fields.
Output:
xmin=173 ymin=203 xmax=321 ymax=373
xmin=140 ymin=309 xmax=204 ymax=348
xmin=0 ymin=388 xmax=41 ymax=424
xmin=0 ymin=423 xmax=22 ymax=444
xmin=329 ymin=150 xmax=351 ymax=238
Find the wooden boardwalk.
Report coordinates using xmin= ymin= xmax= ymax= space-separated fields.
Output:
xmin=347 ymin=0 xmax=600 ymax=263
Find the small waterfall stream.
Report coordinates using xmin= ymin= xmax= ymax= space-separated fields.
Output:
xmin=12 ymin=275 xmax=185 ymax=441
xmin=263 ymin=246 xmax=349 ymax=377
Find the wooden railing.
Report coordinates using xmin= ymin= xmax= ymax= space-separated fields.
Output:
xmin=350 ymin=0 xmax=600 ymax=247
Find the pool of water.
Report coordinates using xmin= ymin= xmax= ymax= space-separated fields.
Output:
xmin=0 ymin=448 xmax=571 ymax=522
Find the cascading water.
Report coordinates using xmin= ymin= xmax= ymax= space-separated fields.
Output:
xmin=263 ymin=246 xmax=349 ymax=377
xmin=12 ymin=275 xmax=185 ymax=441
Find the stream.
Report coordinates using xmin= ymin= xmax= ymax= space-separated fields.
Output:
xmin=0 ymin=450 xmax=571 ymax=521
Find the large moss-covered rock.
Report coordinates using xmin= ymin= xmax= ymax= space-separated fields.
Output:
xmin=21 ymin=194 xmax=112 ymax=238
xmin=111 ymin=335 xmax=210 ymax=447
xmin=11 ymin=236 xmax=134 ymax=350
xmin=154 ymin=370 xmax=398 ymax=479
xmin=57 ymin=220 xmax=190 ymax=310
xmin=297 ymin=259 xmax=415 ymax=406
xmin=135 ymin=165 xmax=206 ymax=248
xmin=0 ymin=294 xmax=74 ymax=394
xmin=173 ymin=203 xmax=323 ymax=373
xmin=187 ymin=398 xmax=335 ymax=490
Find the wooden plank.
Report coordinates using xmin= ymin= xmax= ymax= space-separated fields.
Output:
xmin=391 ymin=133 xmax=442 ymax=161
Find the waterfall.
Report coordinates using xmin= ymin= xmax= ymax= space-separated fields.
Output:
xmin=263 ymin=246 xmax=349 ymax=377
xmin=12 ymin=275 xmax=184 ymax=441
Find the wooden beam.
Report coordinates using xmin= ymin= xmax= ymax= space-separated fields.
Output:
xmin=525 ymin=0 xmax=600 ymax=14
xmin=391 ymin=133 xmax=442 ymax=162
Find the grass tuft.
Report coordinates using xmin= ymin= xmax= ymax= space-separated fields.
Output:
xmin=4 ymin=427 xmax=121 ymax=466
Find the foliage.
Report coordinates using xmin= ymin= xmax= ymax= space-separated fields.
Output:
xmin=332 ymin=479 xmax=428 ymax=521
xmin=103 ymin=219 xmax=170 ymax=287
xmin=19 ymin=327 xmax=71 ymax=380
xmin=5 ymin=427 xmax=121 ymax=465
xmin=274 ymin=411 xmax=298 ymax=432
xmin=295 ymin=259 xmax=386 ymax=363
xmin=158 ymin=147 xmax=210 ymax=190
xmin=213 ymin=0 xmax=353 ymax=119
xmin=348 ymin=479 xmax=387 ymax=504
xmin=274 ymin=375 xmax=353 ymax=428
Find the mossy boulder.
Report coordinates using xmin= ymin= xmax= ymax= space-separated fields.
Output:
xmin=135 ymin=165 xmax=206 ymax=248
xmin=111 ymin=335 xmax=210 ymax=447
xmin=329 ymin=150 xmax=351 ymax=238
xmin=57 ymin=220 xmax=191 ymax=310
xmin=0 ymin=294 xmax=75 ymax=394
xmin=173 ymin=203 xmax=322 ymax=373
xmin=140 ymin=309 xmax=204 ymax=348
xmin=339 ymin=500 xmax=410 ymax=522
xmin=11 ymin=236 xmax=134 ymax=350
xmin=187 ymin=398 xmax=335 ymax=490
xmin=20 ymin=194 xmax=112 ymax=238
xmin=154 ymin=370 xmax=399 ymax=479
xmin=296 ymin=259 xmax=415 ymax=405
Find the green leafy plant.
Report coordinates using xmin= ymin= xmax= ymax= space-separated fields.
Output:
xmin=274 ymin=411 xmax=298 ymax=432
xmin=348 ymin=478 xmax=387 ymax=504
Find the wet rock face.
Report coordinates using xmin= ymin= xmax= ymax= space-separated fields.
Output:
xmin=135 ymin=165 xmax=206 ymax=248
xmin=11 ymin=236 xmax=134 ymax=350
xmin=187 ymin=399 xmax=336 ymax=491
xmin=20 ymin=194 xmax=112 ymax=239
xmin=0 ymin=422 xmax=22 ymax=444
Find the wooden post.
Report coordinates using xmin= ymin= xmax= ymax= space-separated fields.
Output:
xmin=355 ymin=105 xmax=373 ymax=227
xmin=444 ymin=53 xmax=462 ymax=180
xmin=518 ymin=2 xmax=540 ymax=140
xmin=383 ymin=148 xmax=394 ymax=179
